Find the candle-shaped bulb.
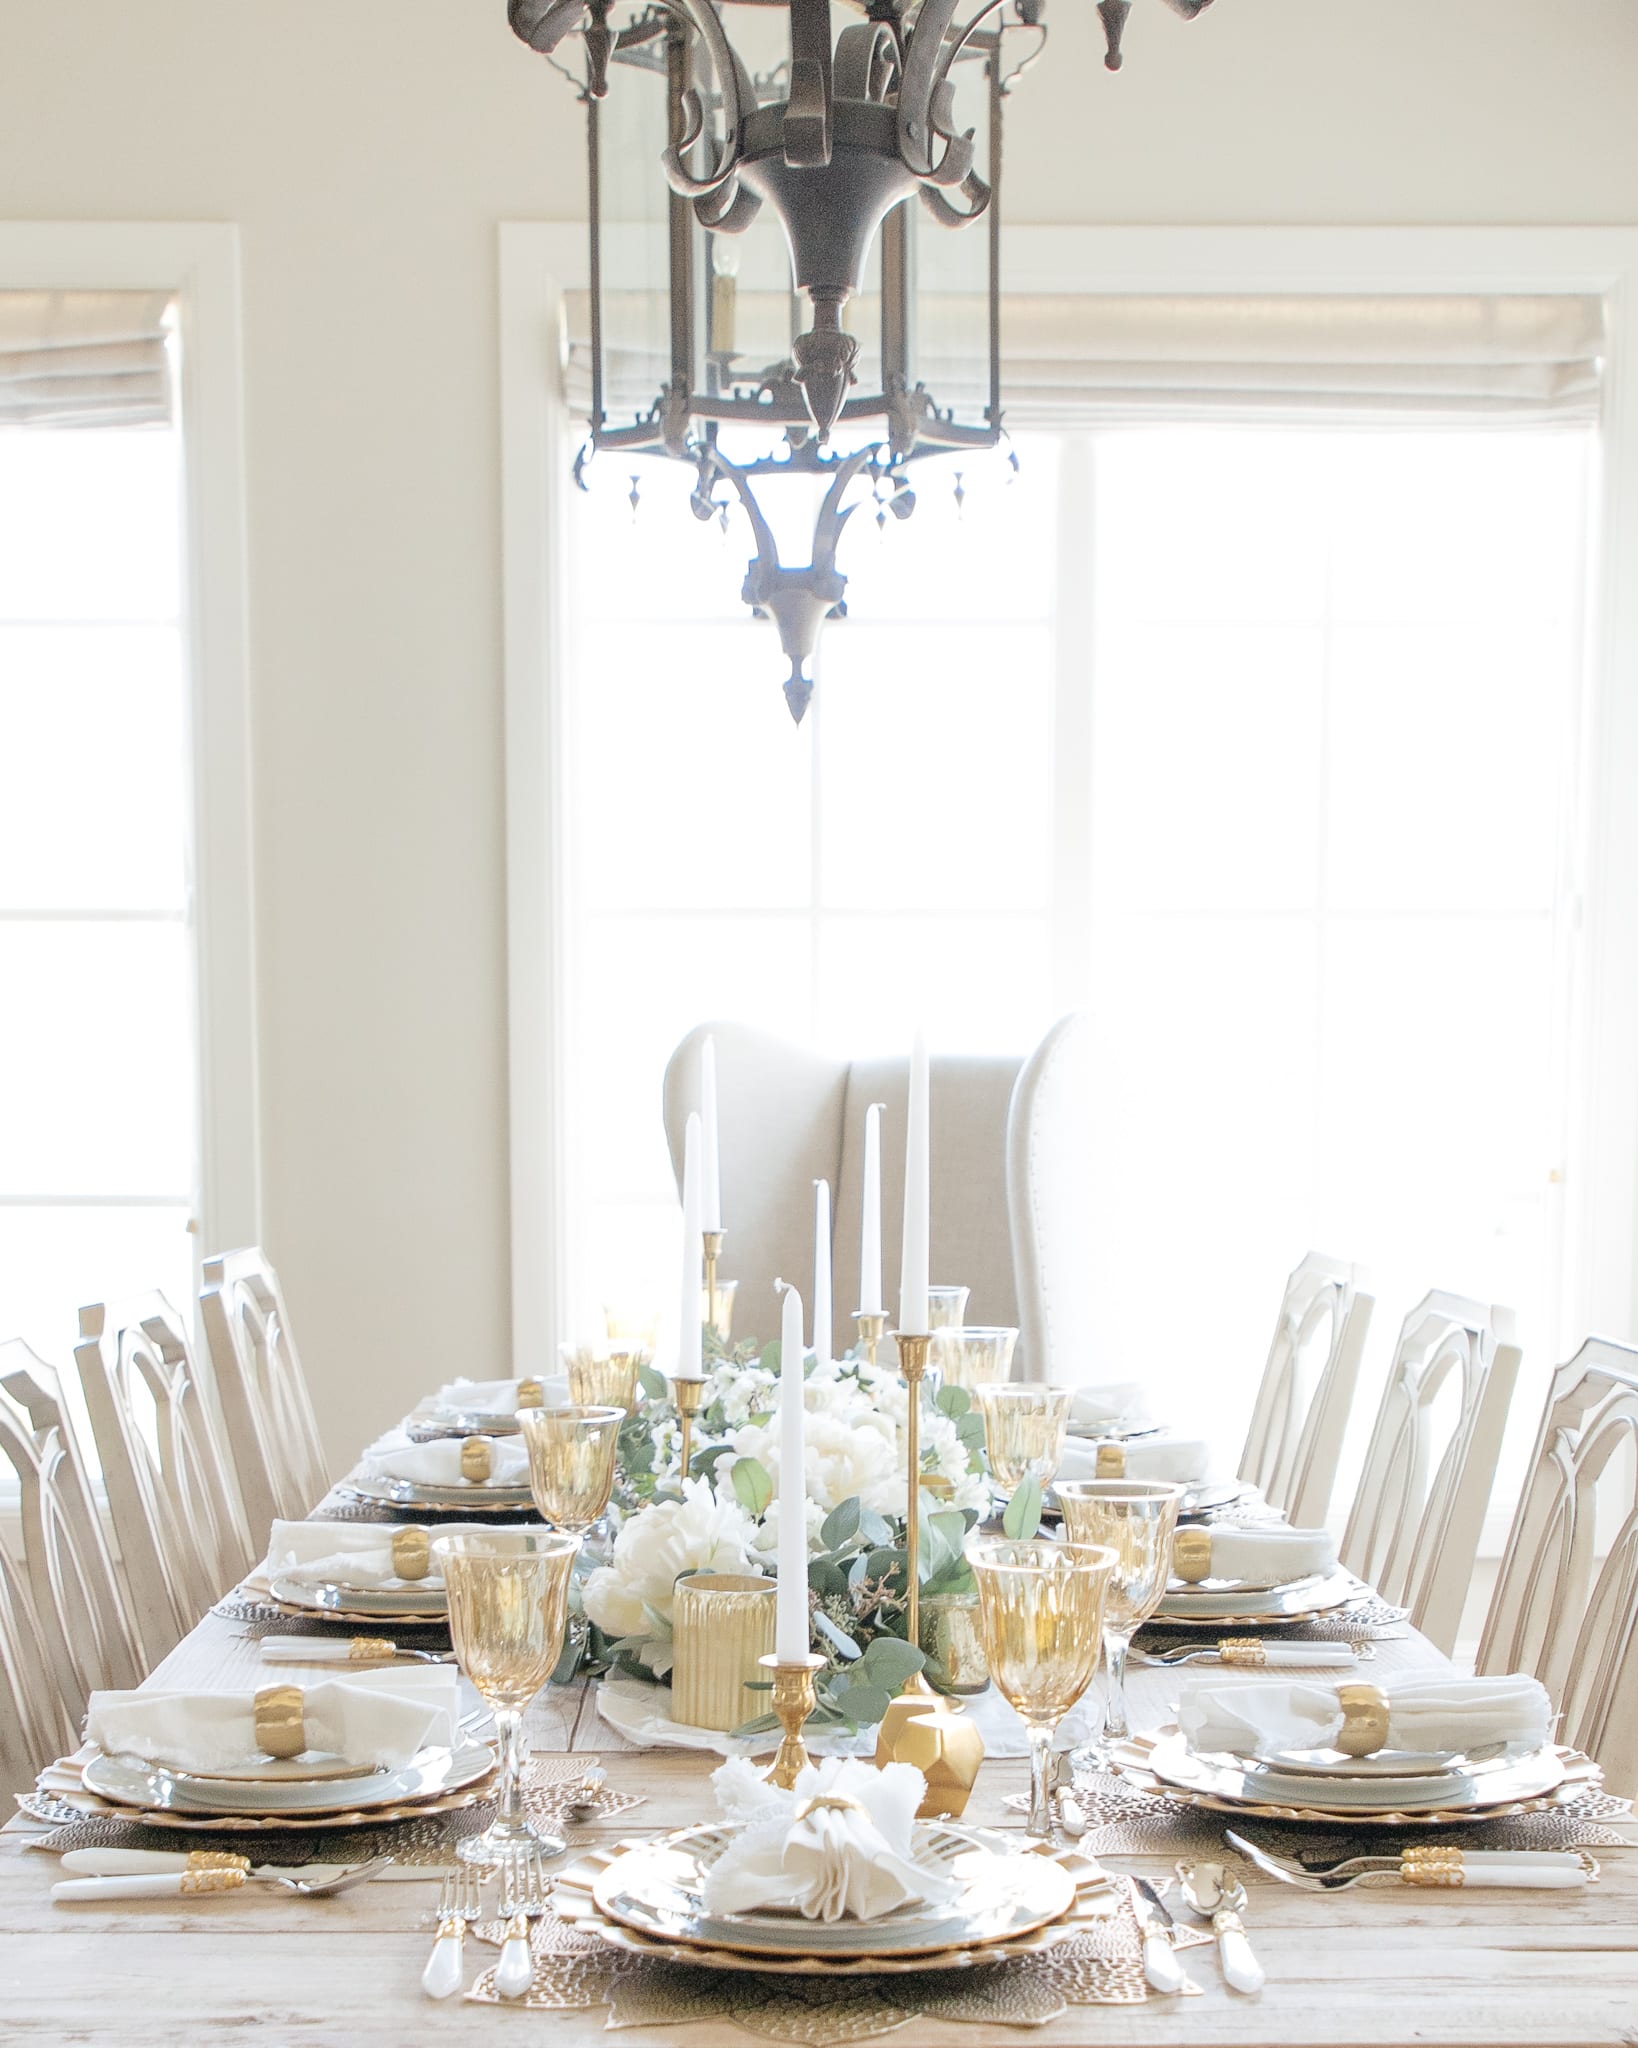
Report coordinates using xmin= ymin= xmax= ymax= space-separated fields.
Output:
xmin=775 ymin=1282 xmax=809 ymax=1662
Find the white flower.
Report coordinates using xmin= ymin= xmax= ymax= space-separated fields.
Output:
xmin=582 ymin=1478 xmax=765 ymax=1639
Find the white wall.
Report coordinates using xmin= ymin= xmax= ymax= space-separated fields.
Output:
xmin=1 ymin=0 xmax=1635 ymax=1462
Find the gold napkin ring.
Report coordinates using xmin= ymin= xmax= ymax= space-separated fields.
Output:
xmin=1173 ymin=1528 xmax=1212 ymax=1583
xmin=516 ymin=1378 xmax=546 ymax=1410
xmin=349 ymin=1636 xmax=395 ymax=1661
xmin=1095 ymin=1442 xmax=1126 ymax=1479
xmin=391 ymin=1526 xmax=431 ymax=1580
xmin=179 ymin=1868 xmax=248 ymax=1895
xmin=1218 ymin=1637 xmax=1265 ymax=1666
xmin=186 ymin=1852 xmax=250 ymax=1872
xmin=1336 ymin=1681 xmax=1390 ymax=1757
xmin=460 ymin=1436 xmax=494 ymax=1484
xmin=792 ymin=1792 xmax=867 ymax=1823
xmin=253 ymin=1683 xmax=307 ymax=1759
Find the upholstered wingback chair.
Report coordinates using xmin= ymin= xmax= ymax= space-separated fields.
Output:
xmin=663 ymin=1017 xmax=1092 ymax=1379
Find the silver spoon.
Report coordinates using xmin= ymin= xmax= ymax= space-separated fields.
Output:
xmin=1175 ymin=1859 xmax=1264 ymax=1993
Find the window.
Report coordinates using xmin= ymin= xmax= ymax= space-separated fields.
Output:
xmin=555 ymin=414 xmax=1592 ymax=1477
xmin=0 ymin=344 xmax=199 ymax=1375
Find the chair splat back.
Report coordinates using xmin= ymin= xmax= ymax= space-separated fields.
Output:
xmin=1239 ymin=1251 xmax=1374 ymax=1529
xmin=200 ymin=1249 xmax=330 ymax=1532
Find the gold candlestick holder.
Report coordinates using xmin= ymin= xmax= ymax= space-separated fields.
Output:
xmin=853 ymin=1309 xmax=888 ymax=1368
xmin=669 ymin=1372 xmax=709 ymax=1489
xmin=702 ymin=1230 xmax=725 ymax=1339
xmin=760 ymin=1653 xmax=828 ymax=1790
xmin=893 ymin=1330 xmax=932 ymax=1655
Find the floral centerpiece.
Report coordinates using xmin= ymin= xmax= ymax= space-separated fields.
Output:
xmin=573 ymin=1335 xmax=1017 ymax=1732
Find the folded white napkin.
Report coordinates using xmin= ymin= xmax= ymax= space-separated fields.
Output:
xmin=1176 ymin=1526 xmax=1336 ymax=1588
xmin=1178 ymin=1672 xmax=1553 ymax=1760
xmin=430 ymin=1375 xmax=569 ymax=1417
xmin=85 ymin=1666 xmax=460 ymax=1774
xmin=365 ymin=1438 xmax=530 ymax=1488
xmin=701 ymin=1756 xmax=963 ymax=1923
xmin=1056 ymin=1433 xmax=1212 ymax=1486
xmin=1068 ymin=1383 xmax=1150 ymax=1430
xmin=262 ymin=1518 xmax=467 ymax=1590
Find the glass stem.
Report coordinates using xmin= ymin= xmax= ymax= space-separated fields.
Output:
xmin=1026 ymin=1722 xmax=1055 ymax=1839
xmin=1104 ymin=1629 xmax=1132 ymax=1742
xmin=495 ymin=1705 xmax=526 ymax=1832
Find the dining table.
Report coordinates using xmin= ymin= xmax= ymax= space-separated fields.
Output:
xmin=3 ymin=1467 xmax=1635 ymax=2046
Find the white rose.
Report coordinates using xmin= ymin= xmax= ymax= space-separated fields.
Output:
xmin=583 ymin=1477 xmax=765 ymax=1639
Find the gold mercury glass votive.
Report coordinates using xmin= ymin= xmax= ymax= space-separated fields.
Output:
xmin=919 ymin=1591 xmax=991 ymax=1695
xmin=560 ymin=1342 xmax=645 ymax=1416
xmin=670 ymin=1573 xmax=777 ymax=1732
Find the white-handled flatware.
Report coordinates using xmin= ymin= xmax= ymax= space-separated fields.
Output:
xmin=1177 ymin=1861 xmax=1264 ymax=1993
xmin=259 ymin=1638 xmax=454 ymax=1665
xmin=1224 ymin=1830 xmax=1599 ymax=1892
xmin=422 ymin=1863 xmax=483 ymax=1999
xmin=1132 ymin=1640 xmax=1380 ymax=1668
xmin=494 ymin=1912 xmax=534 ymax=1998
xmin=52 ymin=1857 xmax=390 ymax=1903
xmin=1128 ymin=1878 xmax=1189 ymax=1995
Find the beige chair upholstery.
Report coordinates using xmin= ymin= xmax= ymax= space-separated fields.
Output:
xmin=1477 ymin=1337 xmax=1638 ymax=1795
xmin=664 ymin=1023 xmax=1024 ymax=1354
xmin=1005 ymin=1014 xmax=1092 ymax=1384
xmin=1340 ymin=1292 xmax=1522 ymax=1656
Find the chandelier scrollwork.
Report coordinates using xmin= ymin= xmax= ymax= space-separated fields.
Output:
xmin=510 ymin=0 xmax=1211 ymax=720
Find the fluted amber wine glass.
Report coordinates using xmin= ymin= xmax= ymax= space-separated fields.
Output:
xmin=973 ymin=1384 xmax=1072 ymax=1492
xmin=1056 ymin=1479 xmax=1184 ymax=1768
xmin=968 ymin=1536 xmax=1116 ymax=1837
xmin=433 ymin=1528 xmax=579 ymax=1867
xmin=518 ymin=1403 xmax=624 ymax=1536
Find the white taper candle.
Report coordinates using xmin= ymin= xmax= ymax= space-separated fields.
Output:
xmin=812 ymin=1179 xmax=832 ymax=1367
xmin=700 ymin=1035 xmax=722 ymax=1233
xmin=900 ymin=1032 xmax=930 ymax=1335
xmin=775 ymin=1281 xmax=809 ymax=1661
xmin=677 ymin=1111 xmax=703 ymax=1379
xmin=859 ymin=1102 xmax=883 ymax=1315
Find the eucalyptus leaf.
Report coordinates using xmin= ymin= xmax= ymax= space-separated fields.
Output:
xmin=956 ymin=1412 xmax=989 ymax=1454
xmin=820 ymin=1498 xmax=861 ymax=1551
xmin=813 ymin=1610 xmax=862 ymax=1658
xmin=636 ymin=1361 xmax=669 ymax=1403
xmin=759 ymin=1341 xmax=782 ymax=1375
xmin=1002 ymin=1475 xmax=1044 ymax=1539
xmin=934 ymin=1384 xmax=972 ymax=1419
xmin=835 ymin=1683 xmax=892 ymax=1727
xmin=858 ymin=1507 xmax=894 ymax=1548
xmin=808 ymin=1559 xmax=849 ymax=1599
xmin=730 ymin=1455 xmax=774 ymax=1517
xmin=860 ymin=1635 xmax=926 ymax=1688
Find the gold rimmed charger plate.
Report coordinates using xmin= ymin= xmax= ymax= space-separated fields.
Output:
xmin=267 ymin=1571 xmax=450 ymax=1626
xmin=555 ymin=1834 xmax=1116 ymax=1975
xmin=340 ymin=1475 xmax=537 ymax=1515
xmin=1111 ymin=1727 xmax=1597 ymax=1828
xmin=1149 ymin=1567 xmax=1368 ymax=1627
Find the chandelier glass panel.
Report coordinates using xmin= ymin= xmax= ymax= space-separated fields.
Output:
xmin=510 ymin=0 xmax=1209 ymax=718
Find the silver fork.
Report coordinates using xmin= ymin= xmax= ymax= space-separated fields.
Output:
xmin=1224 ymin=1830 xmax=1599 ymax=1892
xmin=421 ymin=1862 xmax=483 ymax=1999
xmin=494 ymin=1848 xmax=552 ymax=2000
xmin=1131 ymin=1641 xmax=1386 ymax=1667
xmin=50 ymin=1856 xmax=393 ymax=1904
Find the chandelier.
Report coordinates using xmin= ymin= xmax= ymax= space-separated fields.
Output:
xmin=509 ymin=0 xmax=1212 ymax=720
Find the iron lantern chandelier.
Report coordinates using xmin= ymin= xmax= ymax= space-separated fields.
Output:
xmin=509 ymin=0 xmax=1212 ymax=720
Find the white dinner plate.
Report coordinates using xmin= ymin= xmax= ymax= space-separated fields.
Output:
xmin=1151 ymin=1567 xmax=1365 ymax=1624
xmin=1137 ymin=1731 xmax=1567 ymax=1818
xmin=405 ymin=1412 xmax=523 ymax=1441
xmin=81 ymin=1738 xmax=496 ymax=1817
xmin=341 ymin=1474 xmax=537 ymax=1513
xmin=268 ymin=1572 xmax=450 ymax=1619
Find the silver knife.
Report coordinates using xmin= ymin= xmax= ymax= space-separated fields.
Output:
xmin=1128 ymin=1878 xmax=1188 ymax=1995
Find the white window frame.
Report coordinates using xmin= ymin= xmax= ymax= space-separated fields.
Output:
xmin=0 ymin=223 xmax=260 ymax=1263
xmin=500 ymin=221 xmax=1638 ymax=1378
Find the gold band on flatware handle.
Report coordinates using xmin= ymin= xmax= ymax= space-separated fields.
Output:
xmin=391 ymin=1526 xmax=431 ymax=1580
xmin=1401 ymin=1854 xmax=1464 ymax=1887
xmin=1218 ymin=1637 xmax=1265 ymax=1666
xmin=516 ymin=1378 xmax=546 ymax=1410
xmin=1095 ymin=1442 xmax=1125 ymax=1479
xmin=253 ymin=1683 xmax=307 ymax=1759
xmin=186 ymin=1852 xmax=251 ymax=1872
xmin=460 ymin=1435 xmax=493 ymax=1484
xmin=349 ymin=1636 xmax=396 ymax=1661
xmin=179 ymin=1868 xmax=248 ymax=1895
xmin=1173 ymin=1527 xmax=1212 ymax=1583
xmin=1335 ymin=1681 xmax=1390 ymax=1757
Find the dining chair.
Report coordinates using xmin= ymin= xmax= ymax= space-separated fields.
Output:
xmin=1476 ymin=1336 xmax=1638 ymax=1795
xmin=0 ymin=1539 xmax=75 ymax=1798
xmin=1238 ymin=1251 xmax=1375 ymax=1530
xmin=200 ymin=1247 xmax=331 ymax=1535
xmin=1005 ymin=1013 xmax=1092 ymax=1385
xmin=1339 ymin=1292 xmax=1522 ymax=1655
xmin=663 ymin=1022 xmax=1026 ymax=1350
xmin=0 ymin=1340 xmax=145 ymax=1735
xmin=74 ymin=1293 xmax=255 ymax=1666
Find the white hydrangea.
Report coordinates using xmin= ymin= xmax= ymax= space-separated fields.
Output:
xmin=582 ymin=1477 xmax=765 ymax=1640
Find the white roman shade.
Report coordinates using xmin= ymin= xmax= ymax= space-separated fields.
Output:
xmin=0 ymin=289 xmax=175 ymax=428
xmin=562 ymin=289 xmax=1605 ymax=429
